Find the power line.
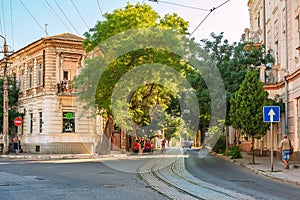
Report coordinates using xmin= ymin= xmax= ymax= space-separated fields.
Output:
xmin=44 ymin=0 xmax=72 ymax=33
xmin=96 ymin=0 xmax=103 ymax=16
xmin=190 ymin=0 xmax=231 ymax=36
xmin=70 ymin=0 xmax=89 ymax=29
xmin=53 ymin=0 xmax=80 ymax=35
xmin=149 ymin=0 xmax=210 ymax=12
xmin=10 ymin=0 xmax=14 ymax=49
xmin=1 ymin=0 xmax=6 ymax=37
xmin=18 ymin=0 xmax=46 ymax=34
xmin=0 ymin=2 xmax=2 ymax=35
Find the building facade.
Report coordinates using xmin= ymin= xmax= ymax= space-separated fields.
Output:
xmin=1 ymin=33 xmax=104 ymax=154
xmin=247 ymin=0 xmax=300 ymax=158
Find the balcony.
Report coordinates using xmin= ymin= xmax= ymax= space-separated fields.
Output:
xmin=260 ymin=65 xmax=278 ymax=85
xmin=57 ymin=80 xmax=74 ymax=96
xmin=265 ymin=68 xmax=278 ymax=84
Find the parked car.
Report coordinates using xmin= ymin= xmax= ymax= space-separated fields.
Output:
xmin=182 ymin=141 xmax=192 ymax=148
xmin=133 ymin=140 xmax=140 ymax=153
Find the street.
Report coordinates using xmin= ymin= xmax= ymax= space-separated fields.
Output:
xmin=1 ymin=149 xmax=300 ymax=200
xmin=0 ymin=158 xmax=168 ymax=200
xmin=185 ymin=151 xmax=300 ymax=200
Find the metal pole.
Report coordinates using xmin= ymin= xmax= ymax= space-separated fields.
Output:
xmin=284 ymin=0 xmax=289 ymax=135
xmin=0 ymin=35 xmax=9 ymax=154
xmin=271 ymin=122 xmax=274 ymax=172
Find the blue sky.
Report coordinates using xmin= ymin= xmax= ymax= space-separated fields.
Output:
xmin=0 ymin=0 xmax=249 ymax=52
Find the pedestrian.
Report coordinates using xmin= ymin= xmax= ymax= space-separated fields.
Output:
xmin=161 ymin=138 xmax=166 ymax=153
xmin=279 ymin=135 xmax=293 ymax=169
xmin=13 ymin=135 xmax=19 ymax=155
xmin=139 ymin=137 xmax=145 ymax=155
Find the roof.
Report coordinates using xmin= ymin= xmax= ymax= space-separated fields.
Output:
xmin=45 ymin=32 xmax=84 ymax=41
xmin=7 ymin=33 xmax=84 ymax=57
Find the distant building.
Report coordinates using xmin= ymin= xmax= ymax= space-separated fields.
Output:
xmin=0 ymin=33 xmax=105 ymax=154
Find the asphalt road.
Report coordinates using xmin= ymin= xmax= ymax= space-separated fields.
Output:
xmin=185 ymin=151 xmax=300 ymax=200
xmin=0 ymin=158 xmax=168 ymax=200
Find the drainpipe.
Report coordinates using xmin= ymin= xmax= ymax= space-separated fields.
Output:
xmin=284 ymin=0 xmax=289 ymax=135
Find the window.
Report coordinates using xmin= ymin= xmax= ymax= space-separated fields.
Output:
xmin=30 ymin=113 xmax=33 ymax=134
xmin=63 ymin=71 xmax=69 ymax=80
xmin=62 ymin=112 xmax=75 ymax=133
xmin=38 ymin=64 xmax=43 ymax=86
xmin=39 ymin=112 xmax=42 ymax=133
xmin=29 ymin=67 xmax=33 ymax=88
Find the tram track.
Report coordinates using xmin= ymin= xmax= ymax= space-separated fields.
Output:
xmin=138 ymin=149 xmax=256 ymax=200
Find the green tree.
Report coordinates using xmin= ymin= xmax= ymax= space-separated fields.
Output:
xmin=230 ymin=69 xmax=270 ymax=164
xmin=200 ymin=33 xmax=274 ymax=151
xmin=78 ymin=3 xmax=194 ymax=154
xmin=0 ymin=78 xmax=21 ymax=134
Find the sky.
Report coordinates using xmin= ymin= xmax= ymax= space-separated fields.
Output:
xmin=0 ymin=0 xmax=250 ymax=53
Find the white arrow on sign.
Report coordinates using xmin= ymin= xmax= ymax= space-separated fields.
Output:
xmin=268 ymin=109 xmax=276 ymax=122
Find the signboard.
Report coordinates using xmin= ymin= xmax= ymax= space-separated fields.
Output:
xmin=263 ymin=106 xmax=280 ymax=122
xmin=66 ymin=112 xmax=73 ymax=120
xmin=14 ymin=117 xmax=23 ymax=126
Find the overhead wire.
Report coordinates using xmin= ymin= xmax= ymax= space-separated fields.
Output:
xmin=155 ymin=0 xmax=210 ymax=12
xmin=190 ymin=0 xmax=231 ymax=36
xmin=44 ymin=0 xmax=72 ymax=33
xmin=0 ymin=2 xmax=2 ymax=36
xmin=18 ymin=0 xmax=46 ymax=34
xmin=70 ymin=0 xmax=89 ymax=29
xmin=96 ymin=0 xmax=103 ymax=16
xmin=9 ymin=0 xmax=14 ymax=49
xmin=1 ymin=0 xmax=6 ymax=37
xmin=148 ymin=0 xmax=231 ymax=37
xmin=53 ymin=0 xmax=80 ymax=35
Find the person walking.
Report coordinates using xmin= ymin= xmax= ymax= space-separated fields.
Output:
xmin=13 ymin=136 xmax=19 ymax=155
xmin=279 ymin=135 xmax=293 ymax=169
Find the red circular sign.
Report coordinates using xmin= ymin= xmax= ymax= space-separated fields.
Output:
xmin=14 ymin=117 xmax=23 ymax=126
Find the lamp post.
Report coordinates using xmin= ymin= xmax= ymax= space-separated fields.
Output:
xmin=1 ymin=35 xmax=9 ymax=154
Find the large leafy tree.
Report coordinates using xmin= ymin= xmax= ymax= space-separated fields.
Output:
xmin=79 ymin=3 xmax=194 ymax=154
xmin=0 ymin=78 xmax=21 ymax=134
xmin=230 ymin=69 xmax=270 ymax=164
xmin=199 ymin=33 xmax=274 ymax=150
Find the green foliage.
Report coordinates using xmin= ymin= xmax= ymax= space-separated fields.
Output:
xmin=200 ymin=33 xmax=275 ymax=127
xmin=212 ymin=134 xmax=226 ymax=154
xmin=227 ymin=146 xmax=243 ymax=159
xmin=230 ymin=69 xmax=270 ymax=139
xmin=0 ymin=78 xmax=21 ymax=134
xmin=78 ymin=2 xmax=204 ymax=136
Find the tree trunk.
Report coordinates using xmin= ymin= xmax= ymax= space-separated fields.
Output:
xmin=225 ymin=126 xmax=229 ymax=156
xmin=196 ymin=129 xmax=201 ymax=147
xmin=98 ymin=114 xmax=114 ymax=155
xmin=251 ymin=137 xmax=255 ymax=164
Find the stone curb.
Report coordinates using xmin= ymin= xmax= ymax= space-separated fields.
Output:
xmin=0 ymin=153 xmax=128 ymax=160
xmin=214 ymin=152 xmax=300 ymax=186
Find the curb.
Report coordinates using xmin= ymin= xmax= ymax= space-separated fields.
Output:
xmin=0 ymin=153 xmax=128 ymax=160
xmin=213 ymin=152 xmax=300 ymax=186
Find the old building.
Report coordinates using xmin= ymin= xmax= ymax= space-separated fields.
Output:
xmin=1 ymin=33 xmax=104 ymax=154
xmin=246 ymin=0 xmax=300 ymax=159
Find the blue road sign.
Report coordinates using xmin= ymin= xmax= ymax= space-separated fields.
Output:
xmin=263 ymin=106 xmax=280 ymax=122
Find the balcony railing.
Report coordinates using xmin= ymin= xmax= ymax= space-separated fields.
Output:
xmin=265 ymin=68 xmax=278 ymax=84
xmin=57 ymin=80 xmax=74 ymax=95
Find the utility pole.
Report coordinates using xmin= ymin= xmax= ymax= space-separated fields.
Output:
xmin=0 ymin=35 xmax=12 ymax=154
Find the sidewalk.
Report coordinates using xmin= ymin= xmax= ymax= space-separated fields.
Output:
xmin=0 ymin=152 xmax=127 ymax=160
xmin=215 ymin=152 xmax=300 ymax=186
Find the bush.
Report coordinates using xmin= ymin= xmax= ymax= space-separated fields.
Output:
xmin=228 ymin=145 xmax=242 ymax=159
xmin=212 ymin=134 xmax=226 ymax=153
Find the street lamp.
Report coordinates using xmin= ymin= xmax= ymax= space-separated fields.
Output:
xmin=0 ymin=34 xmax=9 ymax=154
